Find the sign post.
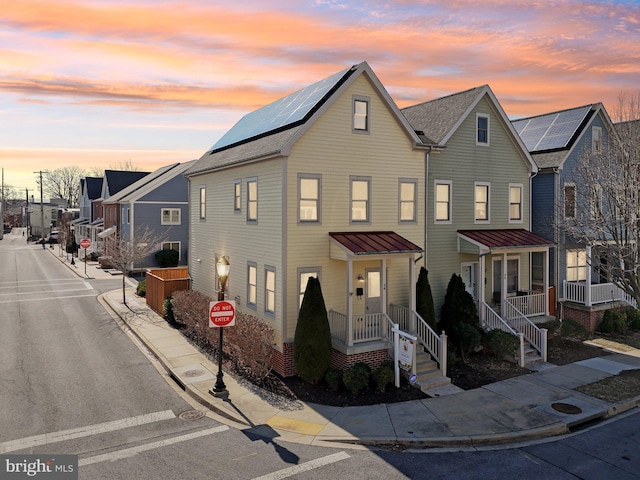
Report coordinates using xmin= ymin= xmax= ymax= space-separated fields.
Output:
xmin=80 ymin=238 xmax=91 ymax=277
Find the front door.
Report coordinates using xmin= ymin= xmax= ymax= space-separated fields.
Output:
xmin=461 ymin=262 xmax=477 ymax=300
xmin=365 ymin=268 xmax=382 ymax=315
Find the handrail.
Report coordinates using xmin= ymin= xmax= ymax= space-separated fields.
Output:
xmin=504 ymin=299 xmax=548 ymax=362
xmin=481 ymin=301 xmax=525 ymax=366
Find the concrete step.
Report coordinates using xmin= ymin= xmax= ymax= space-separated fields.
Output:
xmin=417 ymin=374 xmax=451 ymax=393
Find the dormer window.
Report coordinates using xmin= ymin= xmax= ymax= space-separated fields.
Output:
xmin=353 ymin=96 xmax=369 ymax=133
xmin=477 ymin=114 xmax=489 ymax=145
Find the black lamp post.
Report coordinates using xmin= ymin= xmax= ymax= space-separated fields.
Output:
xmin=70 ymin=226 xmax=75 ymax=265
xmin=211 ymin=256 xmax=230 ymax=396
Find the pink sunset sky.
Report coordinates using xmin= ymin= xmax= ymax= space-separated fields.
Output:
xmin=1 ymin=0 xmax=638 ymax=196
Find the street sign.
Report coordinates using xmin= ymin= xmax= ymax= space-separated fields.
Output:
xmin=80 ymin=238 xmax=91 ymax=249
xmin=209 ymin=300 xmax=236 ymax=328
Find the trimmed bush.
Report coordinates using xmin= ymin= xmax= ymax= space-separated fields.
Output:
xmin=163 ymin=296 xmax=175 ymax=324
xmin=372 ymin=363 xmax=394 ymax=392
xmin=627 ymin=308 xmax=640 ymax=331
xmin=293 ymin=277 xmax=332 ymax=385
xmin=343 ymin=362 xmax=371 ymax=395
xmin=136 ymin=279 xmax=146 ymax=297
xmin=561 ymin=318 xmax=591 ymax=339
xmin=325 ymin=368 xmax=343 ymax=392
xmin=416 ymin=267 xmax=437 ymax=331
xmin=155 ymin=249 xmax=179 ymax=267
xmin=485 ymin=330 xmax=519 ymax=359
xmin=455 ymin=323 xmax=482 ymax=362
xmin=598 ymin=310 xmax=629 ymax=335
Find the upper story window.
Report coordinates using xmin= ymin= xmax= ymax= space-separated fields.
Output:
xmin=234 ymin=180 xmax=241 ymax=212
xmin=265 ymin=267 xmax=276 ymax=314
xmin=567 ymin=250 xmax=587 ymax=282
xmin=509 ymin=184 xmax=523 ymax=222
xmin=477 ymin=113 xmax=489 ymax=145
xmin=199 ymin=186 xmax=206 ymax=220
xmin=299 ymin=175 xmax=321 ymax=222
xmin=591 ymin=184 xmax=602 ymax=219
xmin=592 ymin=126 xmax=603 ymax=152
xmin=122 ymin=207 xmax=130 ymax=224
xmin=353 ymin=96 xmax=369 ymax=133
xmin=350 ymin=176 xmax=371 ymax=223
xmin=435 ymin=180 xmax=452 ymax=223
xmin=399 ymin=178 xmax=417 ymax=222
xmin=475 ymin=182 xmax=490 ymax=222
xmin=247 ymin=178 xmax=258 ymax=222
xmin=161 ymin=208 xmax=181 ymax=225
xmin=247 ymin=262 xmax=257 ymax=308
xmin=564 ymin=183 xmax=576 ymax=219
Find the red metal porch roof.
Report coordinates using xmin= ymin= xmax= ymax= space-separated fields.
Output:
xmin=329 ymin=231 xmax=423 ymax=255
xmin=457 ymin=229 xmax=553 ymax=249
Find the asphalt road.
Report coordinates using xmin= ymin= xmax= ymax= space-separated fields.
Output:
xmin=2 ymin=227 xmax=639 ymax=480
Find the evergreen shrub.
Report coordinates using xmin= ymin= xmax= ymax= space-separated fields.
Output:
xmin=343 ymin=362 xmax=371 ymax=395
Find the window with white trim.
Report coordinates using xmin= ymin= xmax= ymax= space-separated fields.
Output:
xmin=247 ymin=178 xmax=257 ymax=222
xmin=299 ymin=175 xmax=320 ymax=222
xmin=435 ymin=180 xmax=452 ymax=223
xmin=234 ymin=180 xmax=241 ymax=212
xmin=161 ymin=241 xmax=180 ymax=259
xmin=199 ymin=186 xmax=206 ymax=220
xmin=509 ymin=184 xmax=523 ymax=222
xmin=350 ymin=176 xmax=370 ymax=222
xmin=265 ymin=267 xmax=276 ymax=314
xmin=122 ymin=206 xmax=130 ymax=224
xmin=247 ymin=262 xmax=257 ymax=308
xmin=161 ymin=208 xmax=181 ymax=225
xmin=474 ymin=182 xmax=490 ymax=222
xmin=399 ymin=179 xmax=417 ymax=222
xmin=592 ymin=126 xmax=602 ymax=152
xmin=564 ymin=183 xmax=576 ymax=219
xmin=353 ymin=96 xmax=369 ymax=133
xmin=567 ymin=250 xmax=587 ymax=282
xmin=298 ymin=268 xmax=320 ymax=308
xmin=477 ymin=114 xmax=489 ymax=145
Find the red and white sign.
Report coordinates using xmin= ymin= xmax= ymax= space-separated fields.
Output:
xmin=209 ymin=300 xmax=236 ymax=328
xmin=80 ymin=238 xmax=91 ymax=249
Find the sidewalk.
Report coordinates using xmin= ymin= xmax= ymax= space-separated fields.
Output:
xmin=52 ymin=249 xmax=640 ymax=449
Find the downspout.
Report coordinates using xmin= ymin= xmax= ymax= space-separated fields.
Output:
xmin=424 ymin=149 xmax=430 ymax=270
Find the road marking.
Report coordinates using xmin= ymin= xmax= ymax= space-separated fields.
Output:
xmin=0 ymin=410 xmax=176 ymax=453
xmin=79 ymin=425 xmax=229 ymax=466
xmin=0 ymin=287 xmax=95 ymax=298
xmin=252 ymin=451 xmax=351 ymax=480
xmin=0 ymin=280 xmax=90 ymax=290
xmin=0 ymin=293 xmax=98 ymax=304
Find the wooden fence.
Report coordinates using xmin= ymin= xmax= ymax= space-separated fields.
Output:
xmin=145 ymin=267 xmax=190 ymax=315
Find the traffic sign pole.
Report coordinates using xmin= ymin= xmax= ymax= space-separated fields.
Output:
xmin=80 ymin=238 xmax=91 ymax=277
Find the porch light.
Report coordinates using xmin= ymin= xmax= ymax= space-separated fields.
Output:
xmin=357 ymin=274 xmax=364 ymax=282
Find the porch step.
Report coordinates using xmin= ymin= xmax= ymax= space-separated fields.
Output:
xmin=413 ymin=350 xmax=451 ymax=393
xmin=523 ymin=343 xmax=544 ymax=366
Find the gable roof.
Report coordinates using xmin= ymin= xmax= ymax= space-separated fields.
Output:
xmin=85 ymin=177 xmax=103 ymax=200
xmin=402 ymin=85 xmax=536 ymax=172
xmin=102 ymin=170 xmax=151 ymax=199
xmin=186 ymin=62 xmax=430 ymax=177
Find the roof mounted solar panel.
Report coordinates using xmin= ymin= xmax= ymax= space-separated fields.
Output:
xmin=513 ymin=105 xmax=592 ymax=152
xmin=209 ymin=67 xmax=352 ymax=152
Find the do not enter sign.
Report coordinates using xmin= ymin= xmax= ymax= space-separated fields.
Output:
xmin=209 ymin=300 xmax=236 ymax=328
xmin=80 ymin=238 xmax=91 ymax=249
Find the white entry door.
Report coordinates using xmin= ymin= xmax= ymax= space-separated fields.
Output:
xmin=461 ymin=262 xmax=477 ymax=300
xmin=365 ymin=268 xmax=382 ymax=315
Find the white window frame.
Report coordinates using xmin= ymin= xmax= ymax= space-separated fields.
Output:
xmin=121 ymin=206 xmax=130 ymax=224
xmin=161 ymin=208 xmax=181 ymax=225
xmin=234 ymin=179 xmax=241 ymax=212
xmin=298 ymin=267 xmax=320 ymax=309
xmin=592 ymin=126 xmax=602 ymax=152
xmin=566 ymin=250 xmax=587 ymax=282
xmin=353 ymin=95 xmax=370 ymax=133
xmin=591 ymin=184 xmax=602 ymax=219
xmin=509 ymin=183 xmax=523 ymax=223
xmin=474 ymin=182 xmax=490 ymax=223
xmin=399 ymin=178 xmax=417 ymax=223
xmin=247 ymin=262 xmax=257 ymax=309
xmin=161 ymin=241 xmax=181 ymax=260
xmin=350 ymin=176 xmax=371 ymax=223
xmin=493 ymin=256 xmax=520 ymax=295
xmin=476 ymin=113 xmax=490 ymax=145
xmin=564 ymin=183 xmax=576 ymax=219
xmin=247 ymin=177 xmax=258 ymax=223
xmin=199 ymin=186 xmax=206 ymax=220
xmin=265 ymin=266 xmax=276 ymax=315
xmin=434 ymin=180 xmax=452 ymax=224
xmin=298 ymin=174 xmax=321 ymax=223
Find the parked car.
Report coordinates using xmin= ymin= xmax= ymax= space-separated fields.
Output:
xmin=38 ymin=231 xmax=59 ymax=244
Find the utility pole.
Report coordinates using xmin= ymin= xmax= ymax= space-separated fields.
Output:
xmin=25 ymin=188 xmax=29 ymax=240
xmin=0 ymin=167 xmax=4 ymax=241
xmin=34 ymin=170 xmax=48 ymax=243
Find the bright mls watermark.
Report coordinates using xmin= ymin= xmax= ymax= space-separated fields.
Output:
xmin=1 ymin=455 xmax=77 ymax=479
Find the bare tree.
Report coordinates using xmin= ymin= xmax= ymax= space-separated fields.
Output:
xmin=103 ymin=226 xmax=169 ymax=306
xmin=562 ymin=93 xmax=640 ymax=305
xmin=44 ymin=166 xmax=86 ymax=208
xmin=88 ymin=159 xmax=141 ymax=177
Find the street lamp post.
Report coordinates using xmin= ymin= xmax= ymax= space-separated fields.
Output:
xmin=211 ymin=256 xmax=230 ymax=396
xmin=70 ymin=226 xmax=75 ymax=266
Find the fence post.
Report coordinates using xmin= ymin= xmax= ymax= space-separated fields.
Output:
xmin=541 ymin=328 xmax=548 ymax=362
xmin=440 ymin=331 xmax=448 ymax=377
xmin=518 ymin=332 xmax=525 ymax=367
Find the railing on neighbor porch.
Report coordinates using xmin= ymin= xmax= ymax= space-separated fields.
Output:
xmin=563 ymin=281 xmax=638 ymax=307
xmin=481 ymin=302 xmax=526 ymax=366
xmin=503 ymin=299 xmax=548 ymax=362
xmin=506 ymin=292 xmax=546 ymax=317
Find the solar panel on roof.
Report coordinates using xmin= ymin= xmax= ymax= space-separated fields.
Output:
xmin=210 ymin=67 xmax=351 ymax=151
xmin=513 ymin=105 xmax=592 ymax=152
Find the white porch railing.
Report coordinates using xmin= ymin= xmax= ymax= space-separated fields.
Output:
xmin=506 ymin=293 xmax=546 ymax=317
xmin=481 ymin=302 xmax=525 ymax=367
xmin=504 ymin=299 xmax=548 ymax=362
xmin=563 ymin=281 xmax=638 ymax=307
xmin=328 ymin=310 xmax=387 ymax=345
xmin=388 ymin=304 xmax=448 ymax=377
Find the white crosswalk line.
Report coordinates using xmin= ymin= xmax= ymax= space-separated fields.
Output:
xmin=252 ymin=451 xmax=351 ymax=480
xmin=79 ymin=426 xmax=229 ymax=466
xmin=1 ymin=410 xmax=176 ymax=453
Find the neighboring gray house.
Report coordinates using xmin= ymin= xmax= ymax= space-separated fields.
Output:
xmin=102 ymin=161 xmax=194 ymax=269
xmin=72 ymin=176 xmax=102 ymax=245
xmin=512 ymin=103 xmax=620 ymax=324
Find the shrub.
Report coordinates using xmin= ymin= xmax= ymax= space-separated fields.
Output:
xmin=484 ymin=330 xmax=519 ymax=359
xmin=597 ymin=309 xmax=631 ymax=335
xmin=416 ymin=267 xmax=437 ymax=330
xmin=440 ymin=273 xmax=479 ymax=362
xmin=136 ymin=279 xmax=146 ymax=297
xmin=561 ymin=318 xmax=590 ymax=339
xmin=293 ymin=277 xmax=332 ymax=385
xmin=343 ymin=362 xmax=371 ymax=395
xmin=163 ymin=296 xmax=175 ymax=324
xmin=372 ymin=363 xmax=394 ymax=392
xmin=455 ymin=323 xmax=482 ymax=362
xmin=627 ymin=308 xmax=640 ymax=331
xmin=155 ymin=249 xmax=179 ymax=267
xmin=325 ymin=368 xmax=343 ymax=392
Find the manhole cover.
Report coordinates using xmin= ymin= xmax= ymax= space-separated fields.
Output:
xmin=182 ymin=369 xmax=207 ymax=378
xmin=551 ymin=402 xmax=583 ymax=414
xmin=179 ymin=410 xmax=206 ymax=420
